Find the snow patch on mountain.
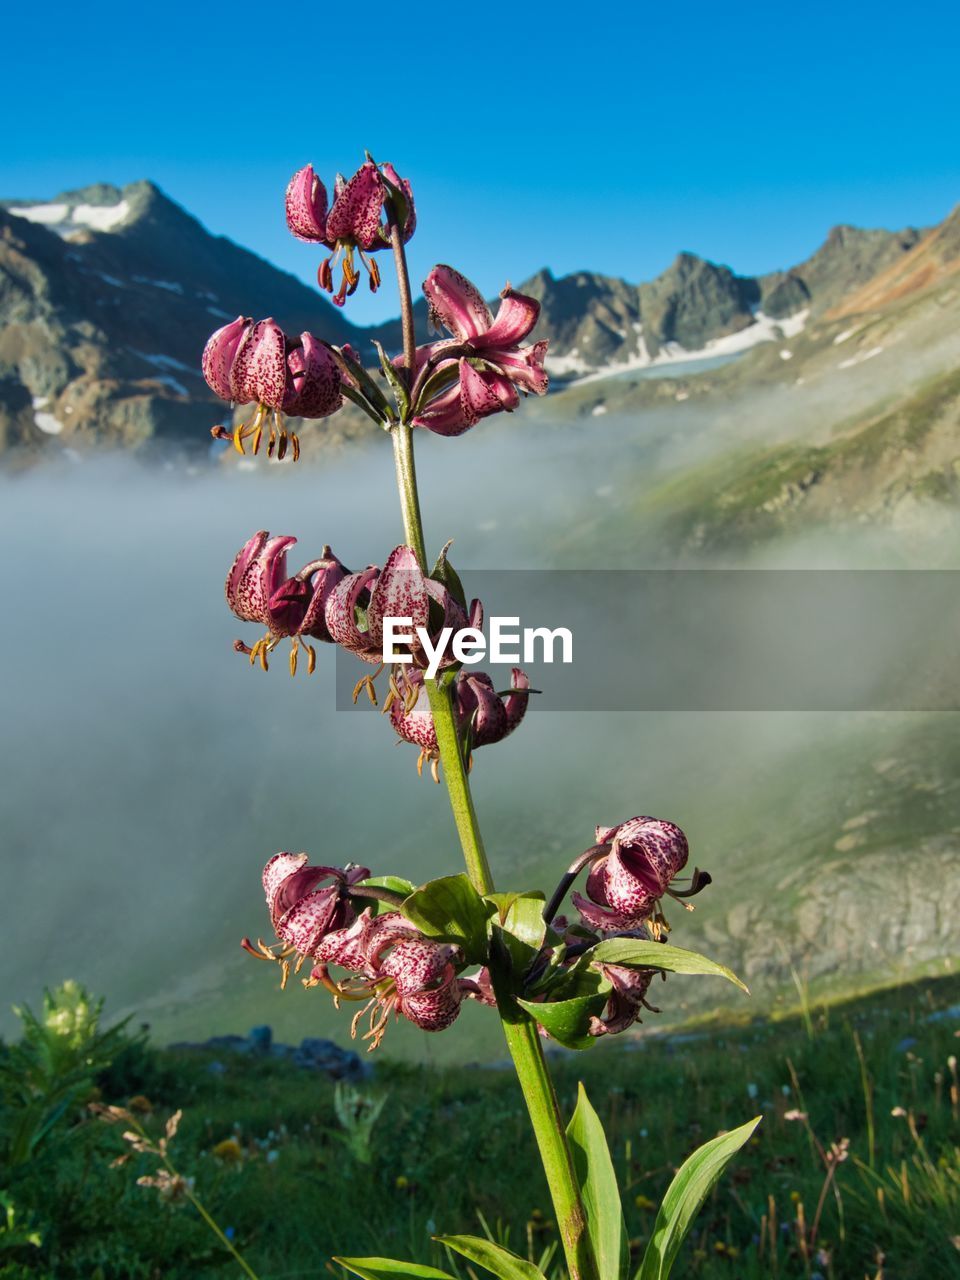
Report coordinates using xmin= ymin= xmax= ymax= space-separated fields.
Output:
xmin=8 ymin=199 xmax=130 ymax=233
xmin=566 ymin=308 xmax=809 ymax=385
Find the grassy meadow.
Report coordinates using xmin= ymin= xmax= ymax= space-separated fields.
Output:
xmin=2 ymin=975 xmax=958 ymax=1279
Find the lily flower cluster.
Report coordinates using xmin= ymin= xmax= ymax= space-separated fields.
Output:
xmin=549 ymin=817 xmax=706 ymax=1038
xmin=286 ymin=159 xmax=415 ymax=305
xmin=246 ymin=853 xmax=488 ymax=1049
xmin=247 ymin=816 xmax=705 ymax=1048
xmin=225 ymin=531 xmax=530 ymax=773
xmin=200 ymin=156 xmax=548 ymax=456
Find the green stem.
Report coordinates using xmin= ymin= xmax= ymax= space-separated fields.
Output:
xmin=390 ymin=421 xmax=427 ymax=569
xmin=386 ymin=230 xmax=599 ymax=1280
xmin=425 ymin=677 xmax=494 ymax=894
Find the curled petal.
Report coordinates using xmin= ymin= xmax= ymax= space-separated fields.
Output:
xmin=227 ymin=533 xmax=296 ymax=625
xmin=202 ymin=316 xmax=251 ymax=401
xmin=284 ymin=333 xmax=342 ymax=418
xmin=326 ymin=161 xmax=385 ymax=251
xmin=263 ymin=852 xmax=310 ymax=918
xmin=296 ymin=550 xmax=350 ymax=642
xmin=367 ymin=545 xmax=430 ymax=652
xmin=231 ymin=318 xmax=287 ymax=409
xmin=570 ymin=890 xmax=646 ymax=933
xmin=411 ymin=378 xmax=472 ymax=436
xmin=459 ymin=362 xmax=520 ymax=426
xmin=324 ymin=566 xmax=380 ymax=660
xmin=285 ymin=165 xmax=330 ymax=243
xmin=226 ymin=531 xmax=269 ymax=620
xmin=423 ymin=265 xmax=493 ymax=342
xmin=276 ymin=885 xmax=345 ymax=955
xmin=502 ymin=667 xmax=531 ymax=734
xmin=590 ymin=964 xmax=657 ymax=1036
xmin=389 ymin=669 xmax=438 ymax=750
xmin=486 ymin=342 xmax=549 ymax=396
xmin=380 ymin=937 xmax=454 ymax=995
xmin=380 ymin=162 xmax=416 ymax=243
xmin=459 ymin=673 xmax=508 ymax=747
xmin=400 ymin=982 xmax=463 ymax=1031
xmin=474 ymin=287 xmax=540 ymax=349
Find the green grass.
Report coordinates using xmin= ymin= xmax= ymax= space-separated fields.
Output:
xmin=3 ymin=976 xmax=959 ymax=1279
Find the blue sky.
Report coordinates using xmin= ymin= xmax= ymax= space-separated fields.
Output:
xmin=4 ymin=1 xmax=959 ymax=322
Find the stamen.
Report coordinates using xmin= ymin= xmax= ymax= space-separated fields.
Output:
xmin=305 ymin=642 xmax=316 ymax=675
xmin=430 ymin=758 xmax=440 ymax=785
xmin=350 ymin=997 xmax=377 ymax=1040
xmin=416 ymin=749 xmax=426 ymax=778
xmin=233 ymin=422 xmax=246 ymax=455
xmin=251 ymin=422 xmax=263 ymax=455
xmin=292 ymin=433 xmax=300 ymax=462
xmin=289 ymin=641 xmax=298 ymax=678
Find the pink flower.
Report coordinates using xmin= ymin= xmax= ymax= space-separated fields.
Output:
xmin=309 ymin=910 xmax=474 ymax=1047
xmin=260 ymin=853 xmax=369 ymax=958
xmin=225 ymin=531 xmax=348 ymax=674
xmin=389 ymin=667 xmax=530 ymax=778
xmin=285 ymin=159 xmax=415 ymax=306
xmin=572 ymin=818 xmax=689 ymax=932
xmin=325 ymin=544 xmax=480 ymax=669
xmin=589 ymin=963 xmax=659 ymax=1037
xmin=202 ymin=317 xmax=343 ymax=458
xmin=407 ymin=266 xmax=548 ymax=436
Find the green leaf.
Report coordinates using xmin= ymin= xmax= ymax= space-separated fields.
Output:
xmin=485 ymin=892 xmax=548 ymax=951
xmin=355 ymin=876 xmax=416 ymax=917
xmin=372 ymin=339 xmax=410 ymax=420
xmin=515 ymin=992 xmax=607 ymax=1050
xmin=586 ymin=940 xmax=749 ymax=994
xmin=567 ymin=1083 xmax=627 ymax=1280
xmin=635 ymin=1116 xmax=762 ymax=1280
xmin=430 ymin=541 xmax=468 ymax=611
xmin=400 ymin=874 xmax=493 ymax=963
xmin=436 ymin=1235 xmax=547 ymax=1280
xmin=357 ymin=875 xmax=416 ymax=897
xmin=334 ymin=1258 xmax=455 ymax=1280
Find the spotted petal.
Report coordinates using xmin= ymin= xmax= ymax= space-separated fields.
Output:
xmin=474 ymin=287 xmax=540 ymax=348
xmin=459 ymin=361 xmax=519 ymax=426
xmin=366 ymin=545 xmax=429 ymax=653
xmin=285 ymin=164 xmax=329 ymax=243
xmin=324 ymin=566 xmax=380 ymax=660
xmin=202 ymin=316 xmax=251 ymax=401
xmin=389 ymin=670 xmax=438 ymax=750
xmin=423 ymin=265 xmax=493 ymax=342
xmin=226 ymin=531 xmax=268 ymax=620
xmin=326 ymin=161 xmax=385 ymax=252
xmin=380 ymin=162 xmax=416 ymax=244
xmin=231 ymin=318 xmax=287 ymax=409
xmin=284 ymin=333 xmax=342 ymax=418
xmin=399 ymin=982 xmax=463 ymax=1031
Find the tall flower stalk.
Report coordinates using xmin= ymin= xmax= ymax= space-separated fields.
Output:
xmin=387 ymin=213 xmax=598 ymax=1280
xmin=206 ymin=152 xmax=760 ymax=1280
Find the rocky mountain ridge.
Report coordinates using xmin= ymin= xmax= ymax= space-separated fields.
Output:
xmin=0 ymin=178 xmax=941 ymax=462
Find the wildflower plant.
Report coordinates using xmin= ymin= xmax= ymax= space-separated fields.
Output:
xmin=204 ymin=154 xmax=761 ymax=1279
